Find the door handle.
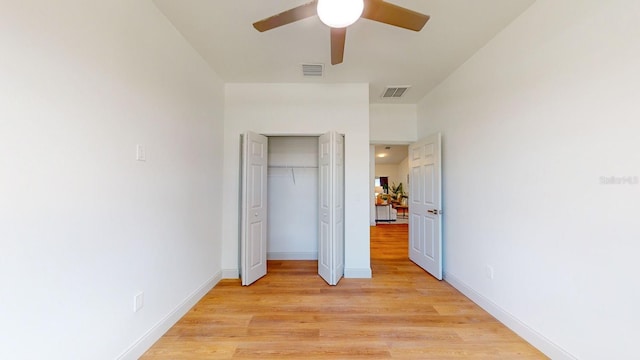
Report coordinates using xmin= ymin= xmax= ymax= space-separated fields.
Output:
xmin=427 ymin=209 xmax=440 ymax=215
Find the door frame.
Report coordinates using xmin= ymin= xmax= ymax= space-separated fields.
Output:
xmin=369 ymin=139 xmax=443 ymax=278
xmin=240 ymin=132 xmax=345 ymax=286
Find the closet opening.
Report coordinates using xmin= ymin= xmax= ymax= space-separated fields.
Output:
xmin=240 ymin=131 xmax=344 ymax=286
xmin=267 ymin=136 xmax=320 ymax=261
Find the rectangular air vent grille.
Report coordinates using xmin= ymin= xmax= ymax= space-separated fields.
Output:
xmin=302 ymin=63 xmax=324 ymax=77
xmin=382 ymin=86 xmax=411 ymax=98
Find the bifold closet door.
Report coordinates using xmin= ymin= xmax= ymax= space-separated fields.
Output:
xmin=318 ymin=131 xmax=345 ymax=286
xmin=240 ymin=132 xmax=268 ymax=286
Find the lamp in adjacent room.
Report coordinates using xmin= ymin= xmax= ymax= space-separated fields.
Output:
xmin=317 ymin=0 xmax=364 ymax=28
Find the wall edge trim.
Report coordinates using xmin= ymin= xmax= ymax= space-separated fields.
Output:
xmin=116 ymin=271 xmax=222 ymax=360
xmin=345 ymin=267 xmax=372 ymax=278
xmin=444 ymin=272 xmax=577 ymax=360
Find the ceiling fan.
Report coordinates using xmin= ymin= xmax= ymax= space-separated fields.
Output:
xmin=253 ymin=0 xmax=430 ymax=65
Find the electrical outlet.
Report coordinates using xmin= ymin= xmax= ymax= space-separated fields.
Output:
xmin=134 ymin=292 xmax=144 ymax=312
xmin=485 ymin=265 xmax=494 ymax=280
xmin=136 ymin=144 xmax=146 ymax=161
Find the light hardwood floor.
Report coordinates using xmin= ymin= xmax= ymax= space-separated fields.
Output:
xmin=142 ymin=224 xmax=546 ymax=359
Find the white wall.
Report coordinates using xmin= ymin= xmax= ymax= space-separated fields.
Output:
xmin=417 ymin=0 xmax=640 ymax=359
xmin=370 ymin=104 xmax=418 ymax=143
xmin=375 ymin=162 xmax=410 ymax=192
xmin=375 ymin=164 xmax=399 ymax=186
xmin=375 ymin=159 xmax=409 ymax=194
xmin=267 ymin=137 xmax=319 ymax=259
xmin=0 ymin=1 xmax=225 ymax=359
xmin=224 ymin=83 xmax=371 ymax=278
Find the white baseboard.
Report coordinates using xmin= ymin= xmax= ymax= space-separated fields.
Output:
xmin=116 ymin=271 xmax=222 ymax=360
xmin=222 ymin=268 xmax=239 ymax=279
xmin=444 ymin=272 xmax=576 ymax=360
xmin=267 ymin=252 xmax=318 ymax=260
xmin=344 ymin=267 xmax=372 ymax=278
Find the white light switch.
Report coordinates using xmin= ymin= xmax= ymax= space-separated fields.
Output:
xmin=136 ymin=144 xmax=146 ymax=161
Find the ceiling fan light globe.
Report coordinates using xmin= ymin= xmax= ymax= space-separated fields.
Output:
xmin=317 ymin=0 xmax=364 ymax=28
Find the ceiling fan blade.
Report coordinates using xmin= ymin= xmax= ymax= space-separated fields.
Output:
xmin=330 ymin=27 xmax=346 ymax=65
xmin=253 ymin=1 xmax=318 ymax=32
xmin=361 ymin=0 xmax=430 ymax=32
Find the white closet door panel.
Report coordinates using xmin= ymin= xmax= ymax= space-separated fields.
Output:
xmin=241 ymin=132 xmax=268 ymax=286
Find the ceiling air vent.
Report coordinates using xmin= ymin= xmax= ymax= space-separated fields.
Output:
xmin=382 ymin=86 xmax=411 ymax=98
xmin=301 ymin=63 xmax=324 ymax=77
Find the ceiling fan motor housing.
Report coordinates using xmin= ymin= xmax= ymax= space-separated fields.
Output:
xmin=317 ymin=0 xmax=365 ymax=28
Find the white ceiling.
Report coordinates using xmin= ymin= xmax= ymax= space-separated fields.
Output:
xmin=375 ymin=144 xmax=408 ymax=164
xmin=153 ymin=0 xmax=535 ymax=104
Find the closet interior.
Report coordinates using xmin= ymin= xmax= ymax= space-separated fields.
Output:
xmin=267 ymin=136 xmax=319 ymax=260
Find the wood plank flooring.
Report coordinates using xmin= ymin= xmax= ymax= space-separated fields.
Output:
xmin=141 ymin=224 xmax=546 ymax=359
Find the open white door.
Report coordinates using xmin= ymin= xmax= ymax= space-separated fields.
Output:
xmin=240 ymin=132 xmax=268 ymax=286
xmin=408 ymin=133 xmax=442 ymax=280
xmin=318 ymin=131 xmax=345 ymax=285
